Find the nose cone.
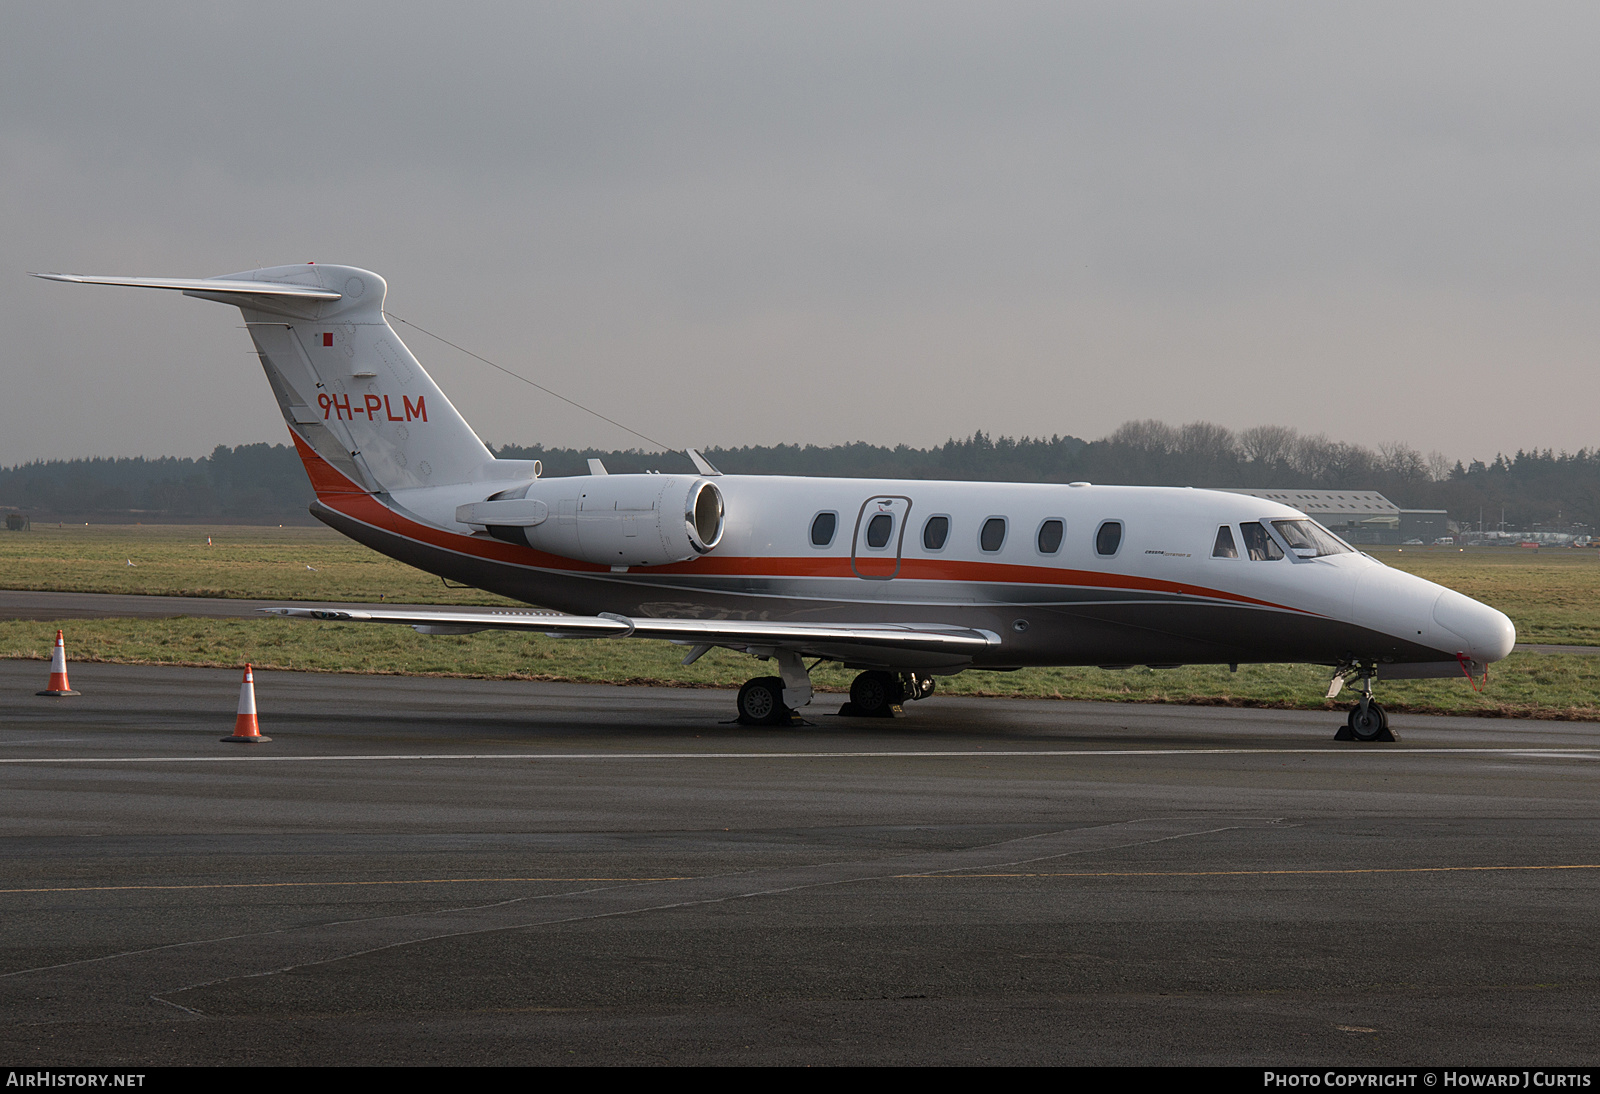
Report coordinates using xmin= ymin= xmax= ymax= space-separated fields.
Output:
xmin=1353 ymin=565 xmax=1517 ymax=665
xmin=1433 ymin=588 xmax=1517 ymax=664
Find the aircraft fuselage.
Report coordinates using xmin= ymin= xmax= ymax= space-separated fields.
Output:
xmin=309 ymin=456 xmax=1514 ymax=674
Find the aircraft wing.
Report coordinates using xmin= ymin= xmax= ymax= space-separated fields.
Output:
xmin=262 ymin=606 xmax=1001 ymax=669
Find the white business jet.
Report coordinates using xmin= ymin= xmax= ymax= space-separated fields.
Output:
xmin=37 ymin=265 xmax=1516 ymax=740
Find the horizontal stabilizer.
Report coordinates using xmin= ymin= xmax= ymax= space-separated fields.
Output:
xmin=263 ymin=606 xmax=1002 ymax=669
xmin=32 ymin=273 xmax=341 ymax=299
xmin=39 ymin=262 xmax=497 ymax=492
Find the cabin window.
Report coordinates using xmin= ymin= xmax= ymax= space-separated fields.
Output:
xmin=1212 ymin=525 xmax=1238 ymax=559
xmin=1036 ymin=519 xmax=1064 ymax=555
xmin=922 ymin=515 xmax=950 ymax=551
xmin=1240 ymin=521 xmax=1284 ymax=561
xmin=865 ymin=512 xmax=894 ymax=549
xmin=1095 ymin=520 xmax=1123 ymax=557
xmin=980 ymin=517 xmax=1007 ymax=553
xmin=810 ymin=511 xmax=837 ymax=547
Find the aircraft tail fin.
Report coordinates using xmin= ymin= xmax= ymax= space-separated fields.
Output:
xmin=36 ymin=265 xmax=495 ymax=498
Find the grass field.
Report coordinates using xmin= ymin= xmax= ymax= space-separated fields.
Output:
xmin=0 ymin=523 xmax=520 ymax=605
xmin=1367 ymin=544 xmax=1600 ymax=646
xmin=1 ymin=616 xmax=1594 ymax=719
xmin=2 ymin=525 xmax=1597 ymax=718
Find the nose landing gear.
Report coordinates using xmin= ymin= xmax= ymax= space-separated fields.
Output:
xmin=1330 ymin=663 xmax=1396 ymax=742
xmin=1344 ymin=699 xmax=1390 ymax=741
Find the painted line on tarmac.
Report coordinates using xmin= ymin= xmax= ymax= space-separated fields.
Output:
xmin=900 ymin=863 xmax=1600 ymax=879
xmin=15 ymin=863 xmax=1600 ymax=895
xmin=10 ymin=863 xmax=1597 ymax=897
xmin=2 ymin=747 xmax=1600 ymax=764
xmin=0 ymin=876 xmax=692 ymax=895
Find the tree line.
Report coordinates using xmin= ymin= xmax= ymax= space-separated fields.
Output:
xmin=2 ymin=424 xmax=1596 ymax=532
xmin=0 ymin=444 xmax=316 ymax=525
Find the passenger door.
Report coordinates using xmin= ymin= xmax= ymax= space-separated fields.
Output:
xmin=851 ymin=495 xmax=912 ymax=579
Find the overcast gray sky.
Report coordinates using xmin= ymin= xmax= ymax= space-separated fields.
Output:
xmin=5 ymin=2 xmax=1600 ymax=465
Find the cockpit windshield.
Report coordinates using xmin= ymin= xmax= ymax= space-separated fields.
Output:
xmin=1271 ymin=519 xmax=1353 ymax=557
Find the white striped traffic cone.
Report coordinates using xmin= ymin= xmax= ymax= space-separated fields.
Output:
xmin=36 ymin=630 xmax=79 ymax=696
xmin=221 ymin=663 xmax=271 ymax=743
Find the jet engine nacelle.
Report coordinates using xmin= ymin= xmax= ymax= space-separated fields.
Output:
xmin=457 ymin=474 xmax=725 ymax=568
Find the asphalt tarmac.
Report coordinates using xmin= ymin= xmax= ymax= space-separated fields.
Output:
xmin=2 ymin=659 xmax=1599 ymax=1066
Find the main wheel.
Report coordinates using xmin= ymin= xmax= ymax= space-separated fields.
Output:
xmin=1346 ymin=701 xmax=1388 ymax=742
xmin=849 ymin=670 xmax=905 ymax=715
xmin=737 ymin=676 xmax=788 ymax=726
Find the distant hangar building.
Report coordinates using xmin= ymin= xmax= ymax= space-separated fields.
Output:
xmin=1218 ymin=489 xmax=1449 ymax=545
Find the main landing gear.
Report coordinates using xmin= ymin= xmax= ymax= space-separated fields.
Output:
xmin=732 ymin=656 xmax=937 ymax=726
xmin=733 ymin=648 xmax=815 ymax=726
xmin=735 ymin=676 xmax=793 ymax=726
xmin=1330 ymin=662 xmax=1396 ymax=742
xmin=837 ymin=670 xmax=936 ymax=718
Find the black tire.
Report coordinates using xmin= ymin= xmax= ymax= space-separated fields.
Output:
xmin=1346 ymin=702 xmax=1388 ymax=742
xmin=849 ymin=671 xmax=904 ymax=715
xmin=737 ymin=676 xmax=788 ymax=726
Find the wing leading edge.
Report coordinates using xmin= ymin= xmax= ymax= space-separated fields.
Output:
xmin=262 ymin=607 xmax=1001 ymax=671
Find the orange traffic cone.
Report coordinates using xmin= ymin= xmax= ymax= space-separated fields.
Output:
xmin=221 ymin=664 xmax=271 ymax=743
xmin=36 ymin=630 xmax=79 ymax=696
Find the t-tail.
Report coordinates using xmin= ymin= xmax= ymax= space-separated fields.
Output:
xmin=37 ymin=264 xmax=727 ymax=575
xmin=33 ymin=265 xmax=495 ymax=500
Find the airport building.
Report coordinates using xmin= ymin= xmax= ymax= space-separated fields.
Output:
xmin=1219 ymin=489 xmax=1449 ymax=545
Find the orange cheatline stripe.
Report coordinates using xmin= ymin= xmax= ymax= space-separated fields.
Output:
xmin=288 ymin=428 xmax=369 ymax=499
xmin=1 ymin=876 xmax=694 ymax=895
xmin=288 ymin=428 xmax=1308 ymax=615
xmin=898 ymin=864 xmax=1600 ymax=879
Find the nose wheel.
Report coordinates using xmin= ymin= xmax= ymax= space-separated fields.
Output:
xmin=1345 ymin=701 xmax=1390 ymax=741
xmin=1332 ymin=663 xmax=1397 ymax=742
